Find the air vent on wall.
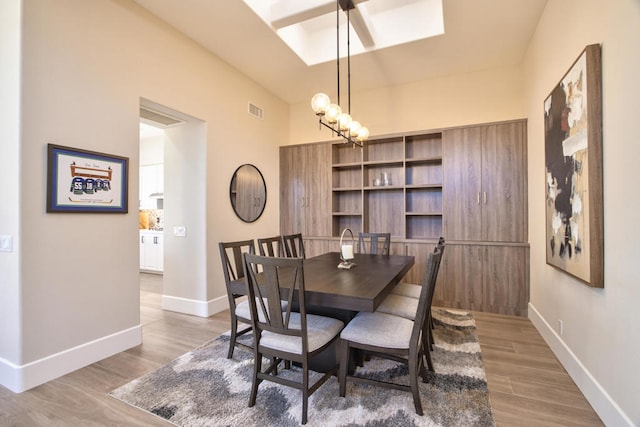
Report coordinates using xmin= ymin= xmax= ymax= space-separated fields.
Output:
xmin=248 ymin=102 xmax=264 ymax=120
xmin=139 ymin=107 xmax=184 ymax=127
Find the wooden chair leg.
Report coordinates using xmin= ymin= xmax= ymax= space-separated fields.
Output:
xmin=422 ymin=321 xmax=435 ymax=373
xmin=301 ymin=364 xmax=309 ymax=425
xmin=338 ymin=339 xmax=349 ymax=397
xmin=429 ymin=313 xmax=434 ymax=351
xmin=227 ymin=317 xmax=238 ymax=359
xmin=249 ymin=350 xmax=262 ymax=407
xmin=409 ymin=357 xmax=424 ymax=416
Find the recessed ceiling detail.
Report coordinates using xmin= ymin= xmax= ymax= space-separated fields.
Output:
xmin=243 ymin=0 xmax=444 ymax=66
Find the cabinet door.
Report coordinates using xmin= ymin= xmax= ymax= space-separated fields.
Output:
xmin=153 ymin=235 xmax=164 ymax=271
xmin=438 ymin=244 xmax=484 ymax=311
xmin=139 ymin=234 xmax=146 ymax=269
xmin=482 ymin=245 xmax=527 ymax=316
xmin=304 ymin=143 xmax=331 ymax=236
xmin=481 ymin=122 xmax=526 ymax=242
xmin=443 ymin=127 xmax=483 ymax=241
xmin=436 ymin=244 xmax=528 ymax=316
xmin=280 ymin=146 xmax=306 ymax=235
xmin=280 ymin=144 xmax=331 ymax=237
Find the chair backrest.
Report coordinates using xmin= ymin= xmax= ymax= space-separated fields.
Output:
xmin=410 ymin=247 xmax=443 ymax=352
xmin=283 ymin=233 xmax=305 ymax=258
xmin=257 ymin=236 xmax=284 ymax=257
xmin=357 ymin=232 xmax=391 ymax=255
xmin=219 ymin=240 xmax=255 ymax=299
xmin=243 ymin=254 xmax=309 ymax=350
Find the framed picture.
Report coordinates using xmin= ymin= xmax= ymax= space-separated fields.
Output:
xmin=47 ymin=144 xmax=129 ymax=213
xmin=544 ymin=44 xmax=603 ymax=287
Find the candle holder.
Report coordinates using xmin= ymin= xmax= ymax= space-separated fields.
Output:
xmin=338 ymin=228 xmax=357 ymax=269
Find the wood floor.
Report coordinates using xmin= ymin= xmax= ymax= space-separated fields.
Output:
xmin=0 ymin=273 xmax=603 ymax=426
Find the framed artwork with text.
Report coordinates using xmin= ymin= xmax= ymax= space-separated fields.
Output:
xmin=47 ymin=144 xmax=129 ymax=213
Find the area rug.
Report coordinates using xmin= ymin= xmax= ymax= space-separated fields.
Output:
xmin=109 ymin=309 xmax=494 ymax=426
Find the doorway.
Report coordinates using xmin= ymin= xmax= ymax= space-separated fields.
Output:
xmin=138 ymin=98 xmax=208 ymax=316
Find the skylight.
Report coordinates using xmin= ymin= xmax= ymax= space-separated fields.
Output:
xmin=243 ymin=0 xmax=444 ymax=66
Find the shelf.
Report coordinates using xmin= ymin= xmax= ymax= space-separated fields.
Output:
xmin=332 ymin=162 xmax=361 ymax=169
xmin=364 ymin=185 xmax=403 ymax=191
xmin=332 ymin=187 xmax=361 ymax=192
xmin=332 ymin=131 xmax=444 ymax=239
xmin=363 ymin=159 xmax=404 ymax=166
xmin=405 ymin=156 xmax=442 ymax=164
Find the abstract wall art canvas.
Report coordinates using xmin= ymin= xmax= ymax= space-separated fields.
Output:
xmin=544 ymin=44 xmax=604 ymax=287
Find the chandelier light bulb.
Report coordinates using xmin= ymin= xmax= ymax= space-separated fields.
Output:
xmin=349 ymin=120 xmax=362 ymax=136
xmin=357 ymin=126 xmax=369 ymax=142
xmin=337 ymin=113 xmax=352 ymax=131
xmin=311 ymin=93 xmax=330 ymax=115
xmin=325 ymin=104 xmax=342 ymax=124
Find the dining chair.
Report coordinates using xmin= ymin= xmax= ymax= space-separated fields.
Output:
xmin=390 ymin=238 xmax=445 ymax=351
xmin=377 ymin=239 xmax=445 ymax=370
xmin=218 ymin=239 xmax=256 ymax=359
xmin=392 ymin=237 xmax=445 ymax=299
xmin=257 ymin=235 xmax=285 ymax=257
xmin=283 ymin=232 xmax=306 ymax=258
xmin=357 ymin=232 xmax=391 ymax=255
xmin=338 ymin=247 xmax=442 ymax=416
xmin=242 ymin=253 xmax=344 ymax=425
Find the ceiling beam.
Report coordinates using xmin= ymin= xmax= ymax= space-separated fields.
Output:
xmin=349 ymin=6 xmax=375 ymax=48
xmin=270 ymin=0 xmax=368 ymax=29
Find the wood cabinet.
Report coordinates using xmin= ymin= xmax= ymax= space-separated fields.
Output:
xmin=280 ymin=143 xmax=331 ymax=236
xmin=280 ymin=119 xmax=529 ymax=316
xmin=140 ymin=230 xmax=163 ymax=272
xmin=436 ymin=244 xmax=528 ymax=316
xmin=443 ymin=120 xmax=527 ymax=242
xmin=331 ymin=132 xmax=443 ymax=239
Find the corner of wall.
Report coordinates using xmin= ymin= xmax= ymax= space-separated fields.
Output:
xmin=528 ymin=303 xmax=635 ymax=427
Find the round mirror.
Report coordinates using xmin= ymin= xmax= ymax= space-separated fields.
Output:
xmin=230 ymin=164 xmax=267 ymax=223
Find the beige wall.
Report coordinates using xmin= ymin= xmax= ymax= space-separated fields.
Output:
xmin=1 ymin=0 xmax=287 ymax=392
xmin=289 ymin=65 xmax=525 ymax=144
xmin=0 ymin=0 xmax=22 ymax=372
xmin=523 ymin=0 xmax=640 ymax=425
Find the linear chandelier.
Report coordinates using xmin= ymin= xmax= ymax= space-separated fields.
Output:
xmin=311 ymin=0 xmax=369 ymax=147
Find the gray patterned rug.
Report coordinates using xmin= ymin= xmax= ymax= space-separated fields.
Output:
xmin=109 ymin=309 xmax=494 ymax=426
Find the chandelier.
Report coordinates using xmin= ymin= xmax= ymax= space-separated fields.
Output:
xmin=310 ymin=0 xmax=369 ymax=147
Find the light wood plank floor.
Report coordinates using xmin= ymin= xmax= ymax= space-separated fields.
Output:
xmin=0 ymin=273 xmax=603 ymax=426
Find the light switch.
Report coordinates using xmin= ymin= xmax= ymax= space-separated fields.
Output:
xmin=173 ymin=226 xmax=186 ymax=237
xmin=0 ymin=235 xmax=13 ymax=252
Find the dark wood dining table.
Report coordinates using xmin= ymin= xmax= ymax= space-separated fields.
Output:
xmin=228 ymin=251 xmax=415 ymax=314
xmin=229 ymin=251 xmax=415 ymax=372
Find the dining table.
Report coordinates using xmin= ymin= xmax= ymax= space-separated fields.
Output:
xmin=228 ymin=251 xmax=415 ymax=372
xmin=228 ymin=251 xmax=415 ymax=314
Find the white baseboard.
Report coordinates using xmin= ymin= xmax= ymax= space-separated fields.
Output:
xmin=0 ymin=325 xmax=141 ymax=393
xmin=528 ymin=303 xmax=634 ymax=427
xmin=162 ymin=294 xmax=229 ymax=317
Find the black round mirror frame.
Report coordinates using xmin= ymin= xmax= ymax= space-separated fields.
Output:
xmin=229 ymin=164 xmax=267 ymax=223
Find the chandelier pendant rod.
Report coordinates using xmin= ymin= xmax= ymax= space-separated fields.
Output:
xmin=310 ymin=0 xmax=368 ymax=148
xmin=336 ymin=0 xmax=341 ymax=108
xmin=347 ymin=6 xmax=351 ymax=115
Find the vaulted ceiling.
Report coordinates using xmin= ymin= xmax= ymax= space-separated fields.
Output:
xmin=133 ymin=0 xmax=548 ymax=104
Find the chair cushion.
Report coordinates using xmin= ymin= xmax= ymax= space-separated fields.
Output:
xmin=391 ymin=282 xmax=421 ymax=299
xmin=340 ymin=312 xmax=413 ymax=349
xmin=260 ymin=313 xmax=344 ymax=354
xmin=376 ymin=294 xmax=418 ymax=320
xmin=235 ymin=299 xmax=288 ymax=322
